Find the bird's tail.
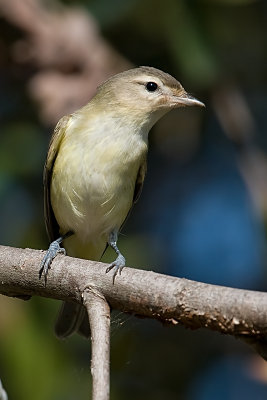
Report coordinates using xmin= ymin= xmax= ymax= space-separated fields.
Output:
xmin=55 ymin=302 xmax=90 ymax=339
xmin=54 ymin=240 xmax=108 ymax=339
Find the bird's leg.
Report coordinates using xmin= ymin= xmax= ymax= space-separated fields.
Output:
xmin=39 ymin=231 xmax=73 ymax=282
xmin=106 ymin=231 xmax=126 ymax=283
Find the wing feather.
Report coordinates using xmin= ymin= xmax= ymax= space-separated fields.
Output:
xmin=44 ymin=115 xmax=72 ymax=242
xmin=133 ymin=160 xmax=147 ymax=205
xmin=100 ymin=159 xmax=147 ymax=259
xmin=119 ymin=159 xmax=147 ymax=231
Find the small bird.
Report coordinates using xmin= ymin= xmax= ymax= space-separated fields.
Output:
xmin=39 ymin=66 xmax=204 ymax=338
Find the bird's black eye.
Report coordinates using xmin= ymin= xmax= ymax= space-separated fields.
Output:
xmin=145 ymin=82 xmax=158 ymax=92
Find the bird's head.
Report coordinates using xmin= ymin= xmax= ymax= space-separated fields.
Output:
xmin=94 ymin=66 xmax=204 ymax=127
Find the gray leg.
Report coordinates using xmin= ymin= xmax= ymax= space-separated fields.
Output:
xmin=106 ymin=231 xmax=125 ymax=283
xmin=39 ymin=231 xmax=73 ymax=282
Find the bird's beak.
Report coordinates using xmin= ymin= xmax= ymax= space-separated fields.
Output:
xmin=169 ymin=90 xmax=205 ymax=108
xmin=177 ymin=94 xmax=205 ymax=108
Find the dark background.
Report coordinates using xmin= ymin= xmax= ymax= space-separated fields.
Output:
xmin=0 ymin=0 xmax=267 ymax=399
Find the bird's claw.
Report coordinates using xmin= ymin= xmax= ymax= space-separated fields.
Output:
xmin=39 ymin=240 xmax=66 ymax=282
xmin=106 ymin=254 xmax=125 ymax=284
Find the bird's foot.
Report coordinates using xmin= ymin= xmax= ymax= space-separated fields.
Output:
xmin=39 ymin=240 xmax=66 ymax=282
xmin=106 ymin=254 xmax=126 ymax=284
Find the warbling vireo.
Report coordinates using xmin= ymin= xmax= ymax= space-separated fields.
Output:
xmin=39 ymin=66 xmax=204 ymax=337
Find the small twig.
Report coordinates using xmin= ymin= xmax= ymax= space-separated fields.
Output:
xmin=83 ymin=287 xmax=110 ymax=400
xmin=0 ymin=379 xmax=8 ymax=400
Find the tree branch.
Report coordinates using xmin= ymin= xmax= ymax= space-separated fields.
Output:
xmin=0 ymin=244 xmax=267 ymax=360
xmin=84 ymin=288 xmax=110 ymax=400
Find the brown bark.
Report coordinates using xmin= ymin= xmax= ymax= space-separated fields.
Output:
xmin=1 ymin=244 xmax=267 ymax=399
xmin=0 ymin=245 xmax=266 ymax=343
xmin=84 ymin=288 xmax=110 ymax=400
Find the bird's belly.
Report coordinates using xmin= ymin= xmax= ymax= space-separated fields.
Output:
xmin=51 ymin=162 xmax=135 ymax=245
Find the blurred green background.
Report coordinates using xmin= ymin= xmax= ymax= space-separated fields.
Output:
xmin=1 ymin=0 xmax=267 ymax=399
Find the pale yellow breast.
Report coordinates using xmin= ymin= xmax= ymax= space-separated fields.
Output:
xmin=50 ymin=113 xmax=148 ymax=252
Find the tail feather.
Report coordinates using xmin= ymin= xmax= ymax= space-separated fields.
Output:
xmin=54 ymin=241 xmax=108 ymax=339
xmin=55 ymin=301 xmax=86 ymax=339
